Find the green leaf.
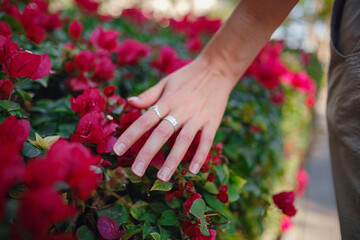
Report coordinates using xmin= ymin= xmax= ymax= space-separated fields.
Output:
xmin=76 ymin=225 xmax=95 ymax=240
xmin=189 ymin=199 xmax=209 ymax=236
xmin=150 ymin=180 xmax=173 ymax=191
xmin=203 ymin=193 xmax=227 ymax=217
xmin=96 ymin=201 xmax=129 ymax=225
xmin=123 ymin=168 xmax=142 ymax=183
xmin=150 ymin=232 xmax=161 ymax=240
xmin=21 ymin=141 xmax=41 ymax=158
xmin=123 ymin=225 xmax=142 ymax=239
xmin=8 ymin=184 xmax=28 ymax=199
xmin=158 ymin=210 xmax=176 ymax=226
xmin=141 ymin=212 xmax=157 ymax=223
xmin=142 ymin=220 xmax=152 ymax=239
xmin=130 ymin=200 xmax=147 ymax=221
xmin=0 ymin=100 xmax=9 ymax=110
xmin=159 ymin=226 xmax=172 ymax=240
xmin=228 ymin=185 xmax=240 ymax=202
xmin=204 ymin=182 xmax=218 ymax=194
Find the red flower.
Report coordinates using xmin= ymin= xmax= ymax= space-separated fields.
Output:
xmin=212 ymin=156 xmax=221 ymax=165
xmin=216 ymin=191 xmax=229 ymax=204
xmin=182 ymin=220 xmax=217 ymax=240
xmin=68 ymin=20 xmax=83 ymax=40
xmin=0 ymin=141 xmax=25 ymax=219
xmin=186 ymin=37 xmax=202 ymax=53
xmin=91 ymin=56 xmax=115 ymax=83
xmin=65 ymin=61 xmax=75 ymax=73
xmin=117 ymin=38 xmax=151 ymax=66
xmin=184 ymin=193 xmax=202 ymax=213
xmin=207 ymin=172 xmax=215 ymax=182
xmin=37 ymin=139 xmax=101 ymax=200
xmin=0 ymin=21 xmax=11 ymax=39
xmin=90 ymin=26 xmax=120 ymax=52
xmin=282 ymin=71 xmax=316 ymax=95
xmin=272 ymin=191 xmax=297 ymax=217
xmin=103 ymin=85 xmax=116 ymax=97
xmin=26 ymin=25 xmax=46 ymax=44
xmin=74 ymin=50 xmax=96 ymax=72
xmin=305 ymin=94 xmax=315 ymax=108
xmin=151 ymin=45 xmax=192 ymax=74
xmin=70 ymin=88 xmax=106 ymax=116
xmin=44 ymin=13 xmax=62 ymax=32
xmin=1 ymin=2 xmax=21 ymax=22
xmin=69 ymin=74 xmax=98 ymax=92
xmin=75 ymin=0 xmax=100 ymax=13
xmin=0 ymin=78 xmax=13 ymax=100
xmin=17 ymin=187 xmax=76 ymax=236
xmin=0 ymin=39 xmax=18 ymax=65
xmin=0 ymin=116 xmax=30 ymax=147
xmin=30 ymin=54 xmax=52 ymax=80
xmin=270 ymin=90 xmax=284 ymax=106
xmin=165 ymin=187 xmax=184 ymax=201
xmin=8 ymin=51 xmax=41 ymax=78
xmin=71 ymin=112 xmax=118 ymax=154
xmin=121 ymin=8 xmax=148 ymax=24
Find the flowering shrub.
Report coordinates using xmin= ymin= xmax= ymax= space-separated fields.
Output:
xmin=0 ymin=1 xmax=319 ymax=239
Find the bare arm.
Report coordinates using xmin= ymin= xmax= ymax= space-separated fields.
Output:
xmin=113 ymin=0 xmax=299 ymax=182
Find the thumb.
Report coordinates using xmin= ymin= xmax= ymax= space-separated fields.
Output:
xmin=127 ymin=81 xmax=166 ymax=109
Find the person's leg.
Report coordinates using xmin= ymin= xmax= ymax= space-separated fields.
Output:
xmin=327 ymin=1 xmax=360 ymax=239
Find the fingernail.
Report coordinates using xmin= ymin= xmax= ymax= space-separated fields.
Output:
xmin=190 ymin=163 xmax=200 ymax=174
xmin=158 ymin=166 xmax=171 ymax=181
xmin=128 ymin=96 xmax=139 ymax=102
xmin=132 ymin=162 xmax=145 ymax=176
xmin=114 ymin=143 xmax=126 ymax=156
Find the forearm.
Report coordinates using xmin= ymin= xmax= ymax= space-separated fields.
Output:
xmin=199 ymin=0 xmax=299 ymax=89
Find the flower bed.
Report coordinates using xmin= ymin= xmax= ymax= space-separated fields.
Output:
xmin=0 ymin=1 xmax=320 ymax=239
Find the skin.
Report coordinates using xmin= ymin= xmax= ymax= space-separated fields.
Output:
xmin=113 ymin=0 xmax=299 ymax=182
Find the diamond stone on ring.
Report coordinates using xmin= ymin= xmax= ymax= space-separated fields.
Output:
xmin=149 ymin=105 xmax=161 ymax=119
xmin=164 ymin=115 xmax=179 ymax=131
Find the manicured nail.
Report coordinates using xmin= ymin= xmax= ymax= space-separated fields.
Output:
xmin=158 ymin=166 xmax=171 ymax=182
xmin=190 ymin=163 xmax=200 ymax=174
xmin=132 ymin=162 xmax=145 ymax=176
xmin=114 ymin=143 xmax=126 ymax=156
xmin=128 ymin=96 xmax=139 ymax=102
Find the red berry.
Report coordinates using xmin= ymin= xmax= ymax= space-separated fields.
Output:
xmin=185 ymin=181 xmax=194 ymax=192
xmin=207 ymin=172 xmax=216 ymax=182
xmin=212 ymin=156 xmax=221 ymax=165
xmin=181 ymin=169 xmax=188 ymax=175
xmin=200 ymin=164 xmax=209 ymax=173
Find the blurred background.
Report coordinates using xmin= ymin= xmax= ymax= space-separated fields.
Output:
xmin=51 ymin=0 xmax=339 ymax=239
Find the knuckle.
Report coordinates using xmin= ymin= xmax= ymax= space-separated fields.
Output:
xmin=156 ymin=124 xmax=171 ymax=138
xmin=178 ymin=132 xmax=192 ymax=143
xmin=139 ymin=148 xmax=153 ymax=159
xmin=137 ymin=114 xmax=153 ymax=129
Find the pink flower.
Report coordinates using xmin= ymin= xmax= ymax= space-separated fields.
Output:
xmin=184 ymin=193 xmax=202 ymax=213
xmin=273 ymin=191 xmax=297 ymax=217
xmin=283 ymin=71 xmax=316 ymax=94
xmin=74 ymin=50 xmax=96 ymax=72
xmin=295 ymin=168 xmax=309 ymax=196
xmin=90 ymin=26 xmax=120 ymax=52
xmin=0 ymin=116 xmax=30 ymax=147
xmin=281 ymin=215 xmax=293 ymax=233
xmin=75 ymin=0 xmax=100 ymax=13
xmin=186 ymin=37 xmax=202 ymax=53
xmin=70 ymin=88 xmax=106 ymax=116
xmin=68 ymin=20 xmax=83 ymax=40
xmin=71 ymin=112 xmax=118 ymax=154
xmin=117 ymin=38 xmax=151 ymax=66
xmin=30 ymin=54 xmax=52 ymax=80
xmin=0 ymin=78 xmax=13 ymax=99
xmin=91 ymin=57 xmax=115 ymax=83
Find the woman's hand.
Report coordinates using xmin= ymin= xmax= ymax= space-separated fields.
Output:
xmin=113 ymin=56 xmax=238 ymax=182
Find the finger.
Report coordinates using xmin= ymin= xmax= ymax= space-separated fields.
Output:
xmin=113 ymin=105 xmax=168 ymax=156
xmin=157 ymin=121 xmax=199 ymax=182
xmin=128 ymin=79 xmax=166 ymax=109
xmin=189 ymin=124 xmax=216 ymax=174
xmin=131 ymin=120 xmax=176 ymax=177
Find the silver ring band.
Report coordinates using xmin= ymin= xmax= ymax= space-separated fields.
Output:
xmin=149 ymin=105 xmax=161 ymax=119
xmin=164 ymin=115 xmax=179 ymax=131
